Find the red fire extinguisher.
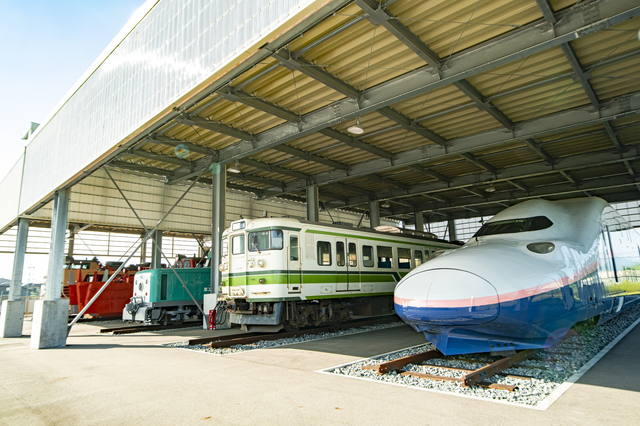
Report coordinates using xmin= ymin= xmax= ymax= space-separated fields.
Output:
xmin=208 ymin=309 xmax=216 ymax=330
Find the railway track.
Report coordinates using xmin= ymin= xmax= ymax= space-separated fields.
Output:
xmin=362 ymin=348 xmax=538 ymax=391
xmin=188 ymin=316 xmax=399 ymax=348
xmin=99 ymin=321 xmax=201 ymax=335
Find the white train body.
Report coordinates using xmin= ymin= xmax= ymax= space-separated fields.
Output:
xmin=394 ymin=197 xmax=640 ymax=355
xmin=220 ymin=217 xmax=458 ymax=330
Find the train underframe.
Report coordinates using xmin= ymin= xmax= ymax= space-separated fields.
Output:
xmin=225 ymin=295 xmax=394 ymax=332
xmin=123 ymin=297 xmax=202 ymax=325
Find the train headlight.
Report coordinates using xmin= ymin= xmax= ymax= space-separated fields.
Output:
xmin=257 ymin=259 xmax=266 ymax=268
xmin=248 ymin=259 xmax=255 ymax=268
xmin=219 ymin=262 xmax=228 ymax=272
xmin=527 ymin=242 xmax=555 ymax=254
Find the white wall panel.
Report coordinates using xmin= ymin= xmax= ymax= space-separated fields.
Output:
xmin=27 ymin=169 xmax=380 ymax=235
xmin=19 ymin=0 xmax=319 ymax=216
xmin=0 ymin=155 xmax=25 ymax=232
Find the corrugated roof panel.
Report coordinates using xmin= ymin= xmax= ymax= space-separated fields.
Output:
xmin=472 ymin=141 xmax=525 ymax=156
xmin=572 ymin=164 xmax=626 ymax=181
xmin=433 ymin=160 xmax=484 ymax=176
xmin=617 ymin=122 xmax=640 ymax=146
xmin=389 ymin=0 xmax=542 ymax=58
xmin=549 ymin=0 xmax=579 ymax=12
xmin=542 ymin=130 xmax=614 ymax=158
xmin=535 ymin=123 xmax=603 ymax=143
xmin=492 ymin=77 xmax=591 ymax=123
xmin=421 ymin=107 xmax=502 ymax=139
xmin=570 ymin=17 xmax=640 ymax=68
xmin=590 ymin=55 xmax=640 ymax=102
xmin=392 ymin=85 xmax=471 ymax=122
xmin=469 ymin=47 xmax=572 ymax=101
xmin=478 ymin=149 xmax=541 ymax=169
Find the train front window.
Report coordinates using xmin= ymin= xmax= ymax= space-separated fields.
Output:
xmin=474 ymin=216 xmax=553 ymax=237
xmin=248 ymin=229 xmax=284 ymax=252
xmin=222 ymin=240 xmax=228 ymax=257
xmin=232 ymin=235 xmax=245 ymax=255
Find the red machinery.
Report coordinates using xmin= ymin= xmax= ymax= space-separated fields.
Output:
xmin=63 ymin=259 xmax=136 ymax=318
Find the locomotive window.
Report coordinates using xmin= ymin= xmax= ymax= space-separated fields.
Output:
xmin=377 ymin=245 xmax=393 ymax=268
xmin=290 ymin=236 xmax=299 ymax=261
xmin=249 ymin=230 xmax=284 ymax=252
xmin=336 ymin=241 xmax=345 ymax=267
xmin=160 ymin=274 xmax=167 ymax=300
xmin=317 ymin=241 xmax=331 ymax=266
xmin=474 ymin=216 xmax=553 ymax=237
xmin=362 ymin=245 xmax=374 ymax=267
xmin=349 ymin=243 xmax=357 ymax=267
xmin=415 ymin=250 xmax=423 ymax=267
xmin=398 ymin=248 xmax=411 ymax=269
xmin=232 ymin=235 xmax=245 ymax=255
xmin=222 ymin=240 xmax=228 ymax=257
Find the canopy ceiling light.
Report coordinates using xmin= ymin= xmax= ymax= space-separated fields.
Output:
xmin=381 ymin=201 xmax=391 ymax=208
xmin=347 ymin=116 xmax=364 ymax=135
xmin=485 ymin=184 xmax=496 ymax=193
xmin=228 ymin=160 xmax=241 ymax=173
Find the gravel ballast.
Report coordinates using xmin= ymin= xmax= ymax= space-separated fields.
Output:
xmin=321 ymin=303 xmax=640 ymax=408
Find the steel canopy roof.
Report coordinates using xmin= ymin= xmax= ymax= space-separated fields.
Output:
xmin=106 ymin=0 xmax=640 ymax=224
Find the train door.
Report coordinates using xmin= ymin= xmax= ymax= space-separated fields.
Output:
xmin=336 ymin=238 xmax=360 ymax=291
xmin=228 ymin=233 xmax=247 ymax=293
xmin=287 ymin=233 xmax=302 ymax=293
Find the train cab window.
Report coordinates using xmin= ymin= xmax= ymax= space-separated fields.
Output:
xmin=348 ymin=243 xmax=357 ymax=267
xmin=222 ymin=240 xmax=228 ymax=257
xmin=362 ymin=245 xmax=374 ymax=267
xmin=377 ymin=245 xmax=393 ymax=268
xmin=415 ymin=250 xmax=424 ymax=267
xmin=317 ymin=241 xmax=331 ymax=266
xmin=474 ymin=216 xmax=553 ymax=237
xmin=398 ymin=248 xmax=411 ymax=269
xmin=336 ymin=242 xmax=345 ymax=266
xmin=290 ymin=236 xmax=299 ymax=261
xmin=232 ymin=235 xmax=245 ymax=255
xmin=249 ymin=230 xmax=284 ymax=252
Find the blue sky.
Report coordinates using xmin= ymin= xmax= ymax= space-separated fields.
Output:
xmin=0 ymin=0 xmax=148 ymax=281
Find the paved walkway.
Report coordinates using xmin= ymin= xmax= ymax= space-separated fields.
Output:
xmin=1 ymin=319 xmax=639 ymax=425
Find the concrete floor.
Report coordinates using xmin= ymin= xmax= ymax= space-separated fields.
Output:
xmin=1 ymin=318 xmax=639 ymax=426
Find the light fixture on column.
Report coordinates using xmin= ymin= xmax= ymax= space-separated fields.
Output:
xmin=228 ymin=160 xmax=241 ymax=173
xmin=348 ymin=116 xmax=364 ymax=135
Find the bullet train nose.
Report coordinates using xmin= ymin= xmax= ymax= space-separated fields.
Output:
xmin=394 ymin=269 xmax=500 ymax=326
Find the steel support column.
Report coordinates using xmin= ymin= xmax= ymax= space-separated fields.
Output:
xmin=448 ymin=217 xmax=457 ymax=242
xmin=151 ymin=230 xmax=163 ymax=269
xmin=369 ymin=201 xmax=380 ymax=228
xmin=45 ymin=189 xmax=69 ymax=300
xmin=414 ymin=211 xmax=424 ymax=233
xmin=306 ymin=185 xmax=319 ymax=222
xmin=1 ymin=218 xmax=29 ymax=338
xmin=211 ymin=167 xmax=226 ymax=296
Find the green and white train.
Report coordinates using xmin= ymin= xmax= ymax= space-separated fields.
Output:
xmin=220 ymin=217 xmax=459 ymax=331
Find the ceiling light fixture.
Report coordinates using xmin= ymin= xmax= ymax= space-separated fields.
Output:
xmin=348 ymin=116 xmax=364 ymax=135
xmin=228 ymin=160 xmax=241 ymax=174
xmin=485 ymin=185 xmax=496 ymax=193
xmin=381 ymin=201 xmax=390 ymax=208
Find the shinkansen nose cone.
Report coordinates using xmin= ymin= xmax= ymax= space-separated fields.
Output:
xmin=394 ymin=269 xmax=500 ymax=327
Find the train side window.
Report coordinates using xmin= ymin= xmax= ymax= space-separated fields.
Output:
xmin=290 ymin=236 xmax=299 ymax=261
xmin=232 ymin=235 xmax=245 ymax=255
xmin=398 ymin=248 xmax=411 ymax=269
xmin=348 ymin=243 xmax=357 ymax=267
xmin=336 ymin=241 xmax=345 ymax=266
xmin=160 ymin=274 xmax=167 ymax=300
xmin=377 ymin=245 xmax=393 ymax=268
xmin=425 ymin=249 xmax=431 ymax=260
xmin=317 ymin=241 xmax=332 ymax=266
xmin=414 ymin=250 xmax=423 ymax=267
xmin=362 ymin=245 xmax=374 ymax=267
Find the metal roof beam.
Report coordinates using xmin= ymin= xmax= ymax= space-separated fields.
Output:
xmin=377 ymin=107 xmax=447 ymax=146
xmin=324 ymin=145 xmax=640 ymax=208
xmin=128 ymin=149 xmax=192 ymax=167
xmin=273 ymin=49 xmax=361 ymax=99
xmin=176 ymin=116 xmax=254 ymax=141
xmin=229 ymin=174 xmax=284 ymax=187
xmin=263 ymin=91 xmax=640 ymax=197
xmin=319 ymin=128 xmax=394 ymax=159
xmin=384 ymin=174 xmax=640 ymax=215
xmin=273 ymin=145 xmax=349 ymax=170
xmin=368 ymin=174 xmax=411 ymax=190
xmin=146 ymin=136 xmax=219 ymax=158
xmin=238 ymin=158 xmax=309 ymax=180
xmin=408 ymin=164 xmax=450 ymax=183
xmin=216 ymin=87 xmax=301 ymax=122
xmin=109 ymin=161 xmax=174 ymax=178
xmin=459 ymin=152 xmax=498 ymax=174
xmin=180 ymin=0 xmax=640 ymax=176
xmin=452 ymin=80 xmax=514 ymax=129
xmin=524 ymin=138 xmax=555 ymax=164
